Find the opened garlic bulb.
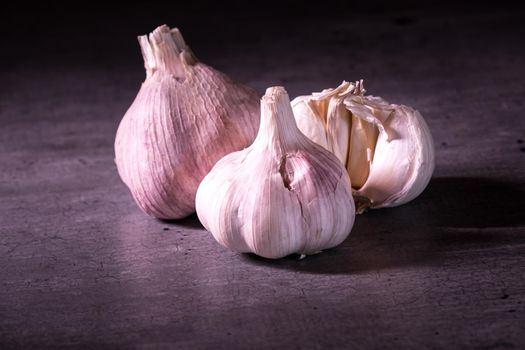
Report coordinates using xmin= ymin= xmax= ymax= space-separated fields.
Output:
xmin=115 ymin=25 xmax=259 ymax=219
xmin=196 ymin=87 xmax=355 ymax=259
xmin=292 ymin=81 xmax=435 ymax=212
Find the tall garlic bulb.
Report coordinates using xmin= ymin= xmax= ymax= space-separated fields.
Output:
xmin=115 ymin=25 xmax=260 ymax=219
xmin=292 ymin=81 xmax=435 ymax=212
xmin=196 ymin=87 xmax=355 ymax=259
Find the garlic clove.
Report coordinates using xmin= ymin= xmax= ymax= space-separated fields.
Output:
xmin=326 ymin=95 xmax=351 ymax=165
xmin=344 ymin=94 xmax=388 ymax=190
xmin=291 ymin=97 xmax=330 ymax=150
xmin=291 ymin=80 xmax=435 ymax=211
xmin=196 ymin=87 xmax=355 ymax=259
xmin=346 ymin=113 xmax=379 ymax=189
xmin=114 ymin=25 xmax=260 ymax=219
xmin=293 ymin=81 xmax=355 ymax=164
xmin=351 ymin=101 xmax=435 ymax=207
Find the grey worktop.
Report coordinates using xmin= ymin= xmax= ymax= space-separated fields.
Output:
xmin=1 ymin=7 xmax=524 ymax=349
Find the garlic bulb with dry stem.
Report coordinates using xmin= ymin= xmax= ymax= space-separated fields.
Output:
xmin=115 ymin=25 xmax=260 ymax=219
xmin=196 ymin=87 xmax=355 ymax=259
xmin=292 ymin=81 xmax=435 ymax=212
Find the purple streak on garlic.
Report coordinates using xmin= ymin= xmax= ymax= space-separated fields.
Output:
xmin=115 ymin=25 xmax=260 ymax=219
xmin=196 ymin=87 xmax=355 ymax=259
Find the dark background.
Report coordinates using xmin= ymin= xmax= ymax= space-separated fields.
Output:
xmin=1 ymin=1 xmax=525 ymax=349
xmin=3 ymin=0 xmax=524 ymax=76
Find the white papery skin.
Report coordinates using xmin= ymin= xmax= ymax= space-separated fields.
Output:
xmin=115 ymin=25 xmax=259 ymax=219
xmin=196 ymin=87 xmax=355 ymax=259
xmin=292 ymin=81 xmax=435 ymax=211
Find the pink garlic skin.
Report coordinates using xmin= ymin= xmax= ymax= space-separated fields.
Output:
xmin=115 ymin=25 xmax=259 ymax=219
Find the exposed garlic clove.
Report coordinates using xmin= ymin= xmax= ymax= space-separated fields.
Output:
xmin=326 ymin=95 xmax=351 ymax=165
xmin=346 ymin=113 xmax=379 ymax=189
xmin=292 ymin=97 xmax=330 ymax=150
xmin=196 ymin=87 xmax=355 ymax=259
xmin=349 ymin=100 xmax=435 ymax=208
xmin=291 ymin=80 xmax=435 ymax=211
xmin=114 ymin=25 xmax=260 ymax=219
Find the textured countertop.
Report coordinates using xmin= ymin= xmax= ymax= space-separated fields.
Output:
xmin=1 ymin=5 xmax=524 ymax=349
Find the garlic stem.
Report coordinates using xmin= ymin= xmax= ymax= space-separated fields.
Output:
xmin=254 ymin=87 xmax=301 ymax=154
xmin=138 ymin=25 xmax=195 ymax=79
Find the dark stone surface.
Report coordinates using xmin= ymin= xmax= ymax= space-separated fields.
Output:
xmin=1 ymin=5 xmax=524 ymax=349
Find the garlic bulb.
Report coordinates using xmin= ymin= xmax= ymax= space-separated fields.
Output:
xmin=292 ymin=81 xmax=435 ymax=212
xmin=115 ymin=25 xmax=260 ymax=219
xmin=196 ymin=87 xmax=355 ymax=259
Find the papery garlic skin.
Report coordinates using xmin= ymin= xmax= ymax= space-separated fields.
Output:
xmin=196 ymin=87 xmax=355 ymax=259
xmin=292 ymin=81 xmax=435 ymax=211
xmin=115 ymin=25 xmax=259 ymax=219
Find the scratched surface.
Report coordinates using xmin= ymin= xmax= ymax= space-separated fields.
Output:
xmin=1 ymin=5 xmax=525 ymax=349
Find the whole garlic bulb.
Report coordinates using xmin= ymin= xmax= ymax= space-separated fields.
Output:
xmin=292 ymin=81 xmax=435 ymax=212
xmin=196 ymin=87 xmax=355 ymax=259
xmin=115 ymin=25 xmax=260 ymax=219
